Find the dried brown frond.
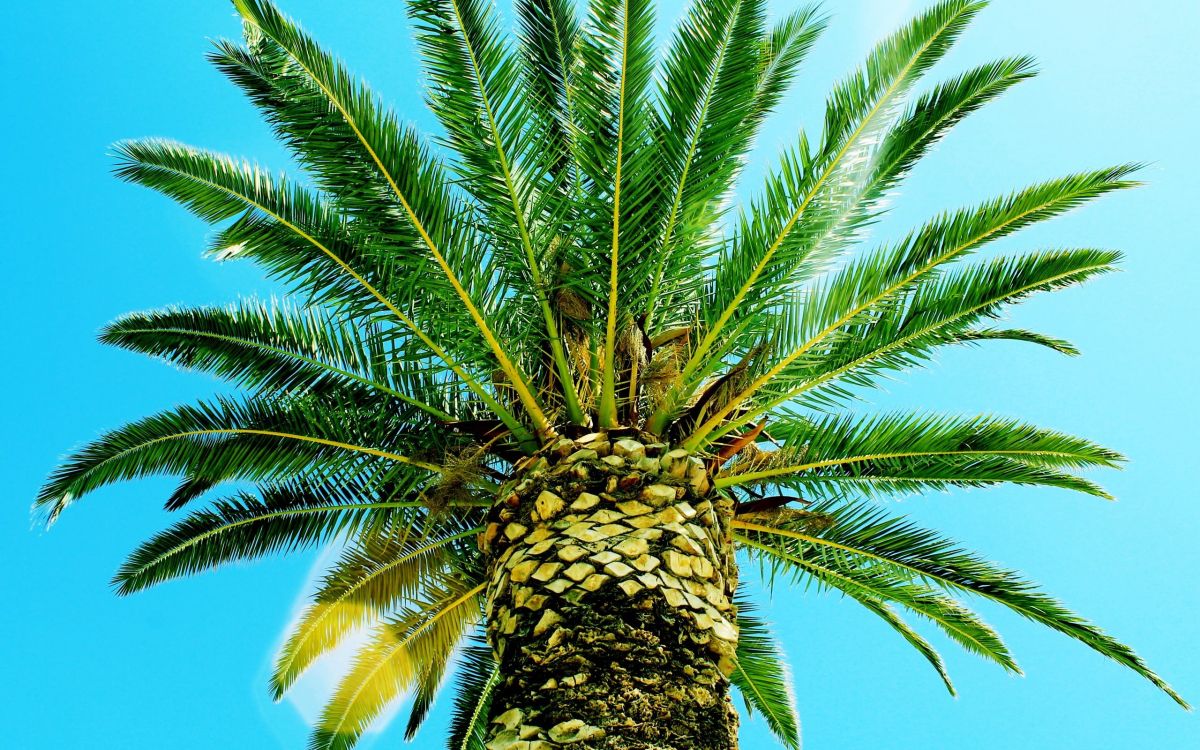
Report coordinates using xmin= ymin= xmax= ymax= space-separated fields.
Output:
xmin=644 ymin=330 xmax=690 ymax=415
xmin=425 ymin=446 xmax=487 ymax=514
xmin=673 ymin=345 xmax=766 ymax=438
xmin=552 ymin=269 xmax=595 ymax=415
xmin=650 ymin=326 xmax=691 ymax=349
xmin=555 ymin=286 xmax=590 ymax=322
xmin=723 ymin=443 xmax=809 ymax=483
xmin=615 ymin=320 xmax=649 ymax=420
xmin=738 ymin=506 xmax=834 ymax=532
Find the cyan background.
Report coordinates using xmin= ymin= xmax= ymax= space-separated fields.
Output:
xmin=3 ymin=1 xmax=1197 ymax=747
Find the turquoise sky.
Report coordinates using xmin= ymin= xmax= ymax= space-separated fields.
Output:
xmin=4 ymin=1 xmax=1198 ymax=747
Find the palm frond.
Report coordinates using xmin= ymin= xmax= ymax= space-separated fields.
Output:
xmin=114 ymin=476 xmax=446 ymax=594
xmin=311 ymin=576 xmax=485 ymax=750
xmin=737 ymin=537 xmax=962 ymax=695
xmin=734 ymin=501 xmax=1189 ymax=708
xmin=793 ymin=167 xmax=1137 ymax=358
xmin=271 ymin=519 xmax=483 ymax=699
xmin=643 ymin=0 xmax=768 ymax=329
xmin=514 ymin=0 xmax=581 ymax=185
xmin=35 ymin=394 xmax=443 ymax=523
xmin=868 ymin=55 xmax=1038 ymax=206
xmin=649 ymin=0 xmax=983 ymax=433
xmin=446 ymin=640 xmax=499 ymax=750
xmin=731 ymin=598 xmax=800 ymax=748
xmin=568 ymin=0 xmax=658 ymax=426
xmin=102 ymin=302 xmax=453 ymax=420
xmin=718 ymin=410 xmax=1121 ymax=499
xmin=738 ymin=528 xmax=1017 ymax=682
xmin=228 ymin=0 xmax=553 ymax=436
xmin=403 ymin=628 xmax=457 ymax=740
xmin=114 ymin=139 xmax=413 ymax=323
xmin=748 ymin=6 xmax=827 ymax=135
xmin=685 ymin=169 xmax=1135 ymax=442
xmin=409 ymin=0 xmax=585 ymax=423
xmin=647 ymin=4 xmax=826 ymax=333
xmin=949 ymin=327 xmax=1080 ymax=356
xmin=712 ymin=55 xmax=1038 ymax=345
xmin=846 ymin=595 xmax=956 ymax=695
xmin=737 ymin=249 xmax=1119 ymax=422
xmin=114 ymin=138 xmax=533 ymax=443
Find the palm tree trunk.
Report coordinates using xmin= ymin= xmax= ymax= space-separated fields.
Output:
xmin=480 ymin=434 xmax=740 ymax=750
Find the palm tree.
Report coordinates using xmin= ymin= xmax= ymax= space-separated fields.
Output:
xmin=38 ymin=0 xmax=1186 ymax=747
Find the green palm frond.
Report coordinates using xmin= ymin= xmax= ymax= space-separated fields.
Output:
xmin=114 ymin=474 xmax=460 ymax=595
xmin=512 ymin=0 xmax=590 ymax=339
xmin=684 ymin=172 xmax=1135 ymax=444
xmin=734 ymin=501 xmax=1189 ymax=709
xmin=772 ymin=250 xmax=1119 ymax=413
xmin=748 ymin=6 xmax=827 ymax=139
xmin=271 ymin=518 xmax=484 ymax=699
xmin=869 ymin=55 xmax=1038 ymax=205
xmin=789 ymin=168 xmax=1137 ymax=360
xmin=228 ymin=0 xmax=553 ymax=436
xmin=447 ymin=640 xmax=499 ymax=750
xmin=647 ymin=5 xmax=827 ymax=335
xmin=144 ymin=393 xmax=441 ymax=511
xmin=36 ymin=394 xmax=444 ymax=523
xmin=114 ymin=138 xmax=532 ymax=443
xmin=114 ymin=139 xmax=421 ymax=323
xmin=514 ymin=0 xmax=580 ymax=183
xmin=102 ymin=302 xmax=454 ymax=421
xmin=574 ymin=0 xmax=659 ymax=427
xmin=643 ymin=0 xmax=768 ymax=330
xmin=846 ymin=595 xmax=957 ymax=696
xmin=738 ymin=528 xmax=1017 ymax=682
xmin=312 ymin=574 xmax=485 ymax=750
xmin=949 ymin=327 xmax=1080 ymax=356
xmin=648 ymin=0 xmax=983 ymax=433
xmin=731 ymin=598 xmax=800 ymax=749
xmin=710 ymin=54 xmax=1040 ymax=351
xmin=409 ymin=0 xmax=585 ymax=423
xmin=718 ymin=410 xmax=1121 ymax=499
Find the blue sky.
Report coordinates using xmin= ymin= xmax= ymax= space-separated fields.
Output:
xmin=4 ymin=1 xmax=1198 ymax=748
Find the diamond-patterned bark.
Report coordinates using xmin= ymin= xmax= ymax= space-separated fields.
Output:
xmin=480 ymin=432 xmax=738 ymax=750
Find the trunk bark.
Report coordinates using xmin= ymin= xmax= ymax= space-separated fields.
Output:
xmin=479 ymin=433 xmax=739 ymax=750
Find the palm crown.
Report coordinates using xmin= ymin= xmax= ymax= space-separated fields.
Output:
xmin=38 ymin=0 xmax=1186 ymax=747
